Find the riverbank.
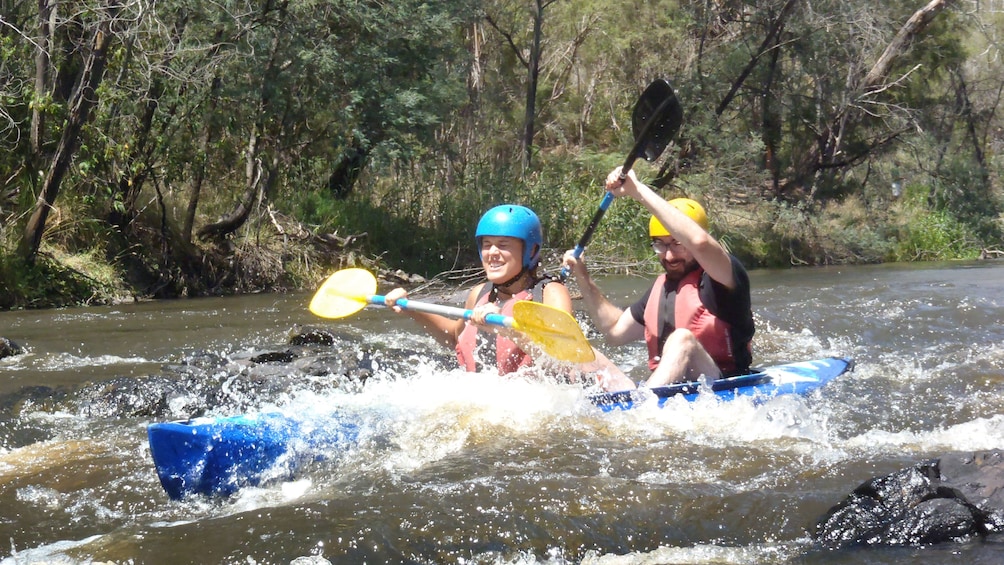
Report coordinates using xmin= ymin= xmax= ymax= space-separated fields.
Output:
xmin=1 ymin=192 xmax=999 ymax=311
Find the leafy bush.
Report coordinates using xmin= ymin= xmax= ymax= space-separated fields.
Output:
xmin=889 ymin=208 xmax=981 ymax=261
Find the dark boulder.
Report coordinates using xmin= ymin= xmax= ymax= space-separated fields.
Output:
xmin=0 ymin=337 xmax=24 ymax=359
xmin=815 ymin=450 xmax=1004 ymax=548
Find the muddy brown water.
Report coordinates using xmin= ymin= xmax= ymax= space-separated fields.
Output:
xmin=1 ymin=261 xmax=1004 ymax=564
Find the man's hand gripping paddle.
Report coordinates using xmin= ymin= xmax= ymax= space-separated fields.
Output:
xmin=309 ymin=268 xmax=595 ymax=363
xmin=559 ymin=79 xmax=684 ymax=280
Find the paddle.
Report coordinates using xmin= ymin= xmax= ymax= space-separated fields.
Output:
xmin=309 ymin=268 xmax=595 ymax=363
xmin=560 ymin=79 xmax=683 ymax=280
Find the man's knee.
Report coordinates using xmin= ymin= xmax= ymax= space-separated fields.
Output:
xmin=663 ymin=329 xmax=698 ymax=353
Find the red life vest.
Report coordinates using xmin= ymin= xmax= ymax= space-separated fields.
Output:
xmin=455 ymin=284 xmax=539 ymax=374
xmin=642 ymin=270 xmax=739 ymax=373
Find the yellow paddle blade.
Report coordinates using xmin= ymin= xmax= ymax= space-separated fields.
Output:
xmin=512 ymin=301 xmax=595 ymax=364
xmin=309 ymin=268 xmax=378 ymax=319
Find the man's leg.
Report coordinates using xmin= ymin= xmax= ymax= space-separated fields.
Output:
xmin=644 ymin=329 xmax=721 ymax=386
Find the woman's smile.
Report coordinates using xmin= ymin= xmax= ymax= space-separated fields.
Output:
xmin=480 ymin=236 xmax=524 ymax=282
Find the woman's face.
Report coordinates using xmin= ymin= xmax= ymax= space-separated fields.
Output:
xmin=480 ymin=236 xmax=524 ymax=284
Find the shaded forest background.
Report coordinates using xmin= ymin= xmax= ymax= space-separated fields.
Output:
xmin=1 ymin=0 xmax=1002 ymax=309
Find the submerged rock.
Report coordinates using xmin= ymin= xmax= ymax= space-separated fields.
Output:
xmin=58 ymin=324 xmax=451 ymax=421
xmin=0 ymin=337 xmax=24 ymax=359
xmin=815 ymin=450 xmax=1004 ymax=548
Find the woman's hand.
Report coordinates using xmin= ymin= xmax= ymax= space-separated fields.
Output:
xmin=383 ymin=287 xmax=408 ymax=313
xmin=470 ymin=302 xmax=501 ymax=328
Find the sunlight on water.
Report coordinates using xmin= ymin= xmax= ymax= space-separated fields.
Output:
xmin=0 ymin=351 xmax=154 ymax=373
xmin=578 ymin=541 xmax=802 ymax=564
xmin=845 ymin=414 xmax=1004 ymax=453
xmin=0 ymin=536 xmax=105 ymax=565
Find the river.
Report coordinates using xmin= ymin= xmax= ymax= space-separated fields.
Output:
xmin=1 ymin=260 xmax=1003 ymax=564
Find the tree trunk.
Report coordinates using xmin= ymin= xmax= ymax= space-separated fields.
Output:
xmin=19 ymin=23 xmax=113 ymax=262
xmin=763 ymin=39 xmax=783 ymax=197
xmin=183 ymin=25 xmax=226 ymax=244
xmin=110 ymin=80 xmax=160 ymax=232
xmin=715 ymin=0 xmax=797 ymax=118
xmin=197 ymin=25 xmax=284 ymax=241
xmin=862 ymin=0 xmax=957 ymax=89
xmin=196 ymin=153 xmax=264 ymax=241
xmin=953 ymin=69 xmax=990 ymax=188
xmin=112 ymin=13 xmax=188 ymax=233
xmin=31 ymin=0 xmax=54 ymax=155
xmin=326 ymin=137 xmax=369 ymax=200
xmin=184 ymin=76 xmax=221 ymax=244
xmin=521 ymin=0 xmax=544 ymax=169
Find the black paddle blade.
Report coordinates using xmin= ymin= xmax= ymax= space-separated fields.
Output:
xmin=631 ymin=79 xmax=683 ymax=162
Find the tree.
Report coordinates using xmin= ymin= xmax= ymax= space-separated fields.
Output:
xmin=669 ymin=0 xmax=967 ymax=203
xmin=485 ymin=0 xmax=564 ymax=169
xmin=788 ymin=0 xmax=961 ymax=194
xmin=20 ymin=4 xmax=118 ymax=262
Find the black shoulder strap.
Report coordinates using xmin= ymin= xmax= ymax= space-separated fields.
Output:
xmin=481 ymin=275 xmax=562 ymax=304
xmin=658 ymin=278 xmax=676 ymax=351
xmin=532 ymin=273 xmax=563 ymax=303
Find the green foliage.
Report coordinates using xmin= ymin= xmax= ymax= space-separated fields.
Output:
xmin=288 ymin=184 xmax=482 ymax=277
xmin=286 ymin=149 xmax=659 ymax=278
xmin=723 ymin=197 xmax=894 ymax=268
xmin=0 ymin=254 xmax=100 ymax=310
xmin=889 ymin=208 xmax=981 ymax=262
xmin=925 ymin=157 xmax=1003 ymax=243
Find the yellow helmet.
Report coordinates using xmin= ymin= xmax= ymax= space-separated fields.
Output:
xmin=649 ymin=198 xmax=709 ymax=237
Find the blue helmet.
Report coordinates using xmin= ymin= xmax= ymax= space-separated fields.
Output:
xmin=475 ymin=204 xmax=543 ymax=269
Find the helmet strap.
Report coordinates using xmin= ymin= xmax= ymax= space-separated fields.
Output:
xmin=495 ymin=266 xmax=529 ymax=296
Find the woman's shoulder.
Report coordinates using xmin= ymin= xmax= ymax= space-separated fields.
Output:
xmin=463 ymin=281 xmax=489 ymax=308
xmin=540 ymin=277 xmax=572 ymax=308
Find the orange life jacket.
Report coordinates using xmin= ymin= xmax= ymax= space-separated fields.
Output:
xmin=455 ymin=280 xmax=549 ymax=374
xmin=642 ymin=270 xmax=739 ymax=373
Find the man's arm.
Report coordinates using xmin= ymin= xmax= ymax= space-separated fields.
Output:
xmin=562 ymin=251 xmax=645 ymax=346
xmin=608 ymin=168 xmax=736 ymax=289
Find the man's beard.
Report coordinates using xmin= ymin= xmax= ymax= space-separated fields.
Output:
xmin=661 ymin=257 xmax=698 ymax=284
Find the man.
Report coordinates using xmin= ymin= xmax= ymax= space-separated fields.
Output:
xmin=562 ymin=167 xmax=755 ymax=388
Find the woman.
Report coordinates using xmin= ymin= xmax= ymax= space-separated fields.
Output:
xmin=385 ymin=204 xmax=632 ymax=388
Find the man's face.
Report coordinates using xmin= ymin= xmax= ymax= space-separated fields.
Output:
xmin=651 ymin=237 xmax=696 ymax=279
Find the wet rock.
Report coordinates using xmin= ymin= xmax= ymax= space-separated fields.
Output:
xmin=0 ymin=337 xmax=24 ymax=359
xmin=814 ymin=450 xmax=1004 ymax=548
xmin=250 ymin=350 xmax=297 ymax=364
xmin=0 ymin=386 xmax=69 ymax=449
xmin=295 ymin=351 xmax=372 ymax=380
xmin=72 ymin=374 xmax=197 ymax=418
xmin=160 ymin=350 xmax=230 ymax=376
xmin=60 ymin=327 xmax=451 ymax=420
xmin=288 ymin=326 xmax=341 ymax=346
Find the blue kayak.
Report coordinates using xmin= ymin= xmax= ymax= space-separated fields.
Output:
xmin=589 ymin=356 xmax=853 ymax=411
xmin=147 ymin=411 xmax=359 ymax=500
xmin=147 ymin=357 xmax=851 ymax=499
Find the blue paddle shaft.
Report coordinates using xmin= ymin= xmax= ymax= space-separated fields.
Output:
xmin=369 ymin=295 xmax=513 ymax=328
xmin=571 ymin=93 xmax=674 ymax=259
xmin=559 ymin=192 xmax=615 ymax=280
